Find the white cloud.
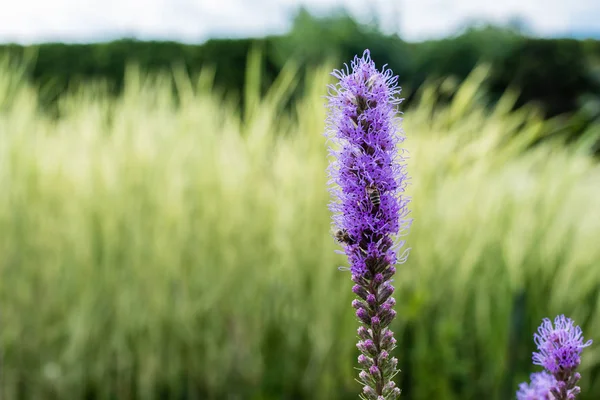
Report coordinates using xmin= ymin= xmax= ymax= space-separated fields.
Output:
xmin=0 ymin=0 xmax=597 ymax=43
xmin=398 ymin=0 xmax=581 ymax=38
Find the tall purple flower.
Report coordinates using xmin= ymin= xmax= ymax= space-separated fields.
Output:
xmin=326 ymin=50 xmax=411 ymax=399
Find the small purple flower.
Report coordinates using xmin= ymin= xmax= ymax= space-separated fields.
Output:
xmin=533 ymin=315 xmax=592 ymax=376
xmin=326 ymin=50 xmax=411 ymax=399
xmin=519 ymin=315 xmax=593 ymax=400
xmin=517 ymin=372 xmax=555 ymax=400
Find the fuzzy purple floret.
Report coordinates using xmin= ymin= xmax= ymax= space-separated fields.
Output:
xmin=326 ymin=49 xmax=411 ymax=277
xmin=517 ymin=372 xmax=556 ymax=400
xmin=533 ymin=315 xmax=592 ymax=375
xmin=326 ymin=50 xmax=410 ymax=400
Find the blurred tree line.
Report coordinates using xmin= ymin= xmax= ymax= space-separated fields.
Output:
xmin=1 ymin=8 xmax=600 ymax=124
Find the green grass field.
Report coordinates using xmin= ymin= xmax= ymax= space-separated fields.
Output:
xmin=1 ymin=54 xmax=599 ymax=399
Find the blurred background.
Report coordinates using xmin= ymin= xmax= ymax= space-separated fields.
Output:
xmin=1 ymin=1 xmax=599 ymax=399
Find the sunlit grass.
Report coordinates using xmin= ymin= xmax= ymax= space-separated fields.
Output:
xmin=0 ymin=55 xmax=599 ymax=400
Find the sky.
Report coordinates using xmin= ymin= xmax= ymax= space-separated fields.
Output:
xmin=0 ymin=0 xmax=598 ymax=44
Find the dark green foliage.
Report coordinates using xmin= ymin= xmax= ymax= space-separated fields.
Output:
xmin=489 ymin=38 xmax=600 ymax=116
xmin=1 ymin=38 xmax=276 ymax=107
xmin=408 ymin=25 xmax=521 ymax=87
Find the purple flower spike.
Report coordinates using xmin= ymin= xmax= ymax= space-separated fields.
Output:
xmin=533 ymin=315 xmax=592 ymax=376
xmin=519 ymin=315 xmax=593 ymax=400
xmin=326 ymin=49 xmax=411 ymax=399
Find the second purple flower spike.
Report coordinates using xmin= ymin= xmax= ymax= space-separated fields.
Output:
xmin=518 ymin=315 xmax=593 ymax=400
xmin=326 ymin=50 xmax=411 ymax=399
xmin=532 ymin=315 xmax=593 ymax=399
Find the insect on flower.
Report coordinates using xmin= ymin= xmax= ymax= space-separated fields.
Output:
xmin=366 ymin=183 xmax=381 ymax=209
xmin=334 ymin=229 xmax=355 ymax=245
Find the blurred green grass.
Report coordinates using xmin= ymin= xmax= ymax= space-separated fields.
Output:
xmin=0 ymin=53 xmax=599 ymax=400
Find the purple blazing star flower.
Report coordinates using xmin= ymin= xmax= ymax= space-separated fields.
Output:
xmin=517 ymin=372 xmax=556 ymax=400
xmin=533 ymin=315 xmax=592 ymax=375
xmin=326 ymin=50 xmax=411 ymax=399
xmin=526 ymin=315 xmax=593 ymax=400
